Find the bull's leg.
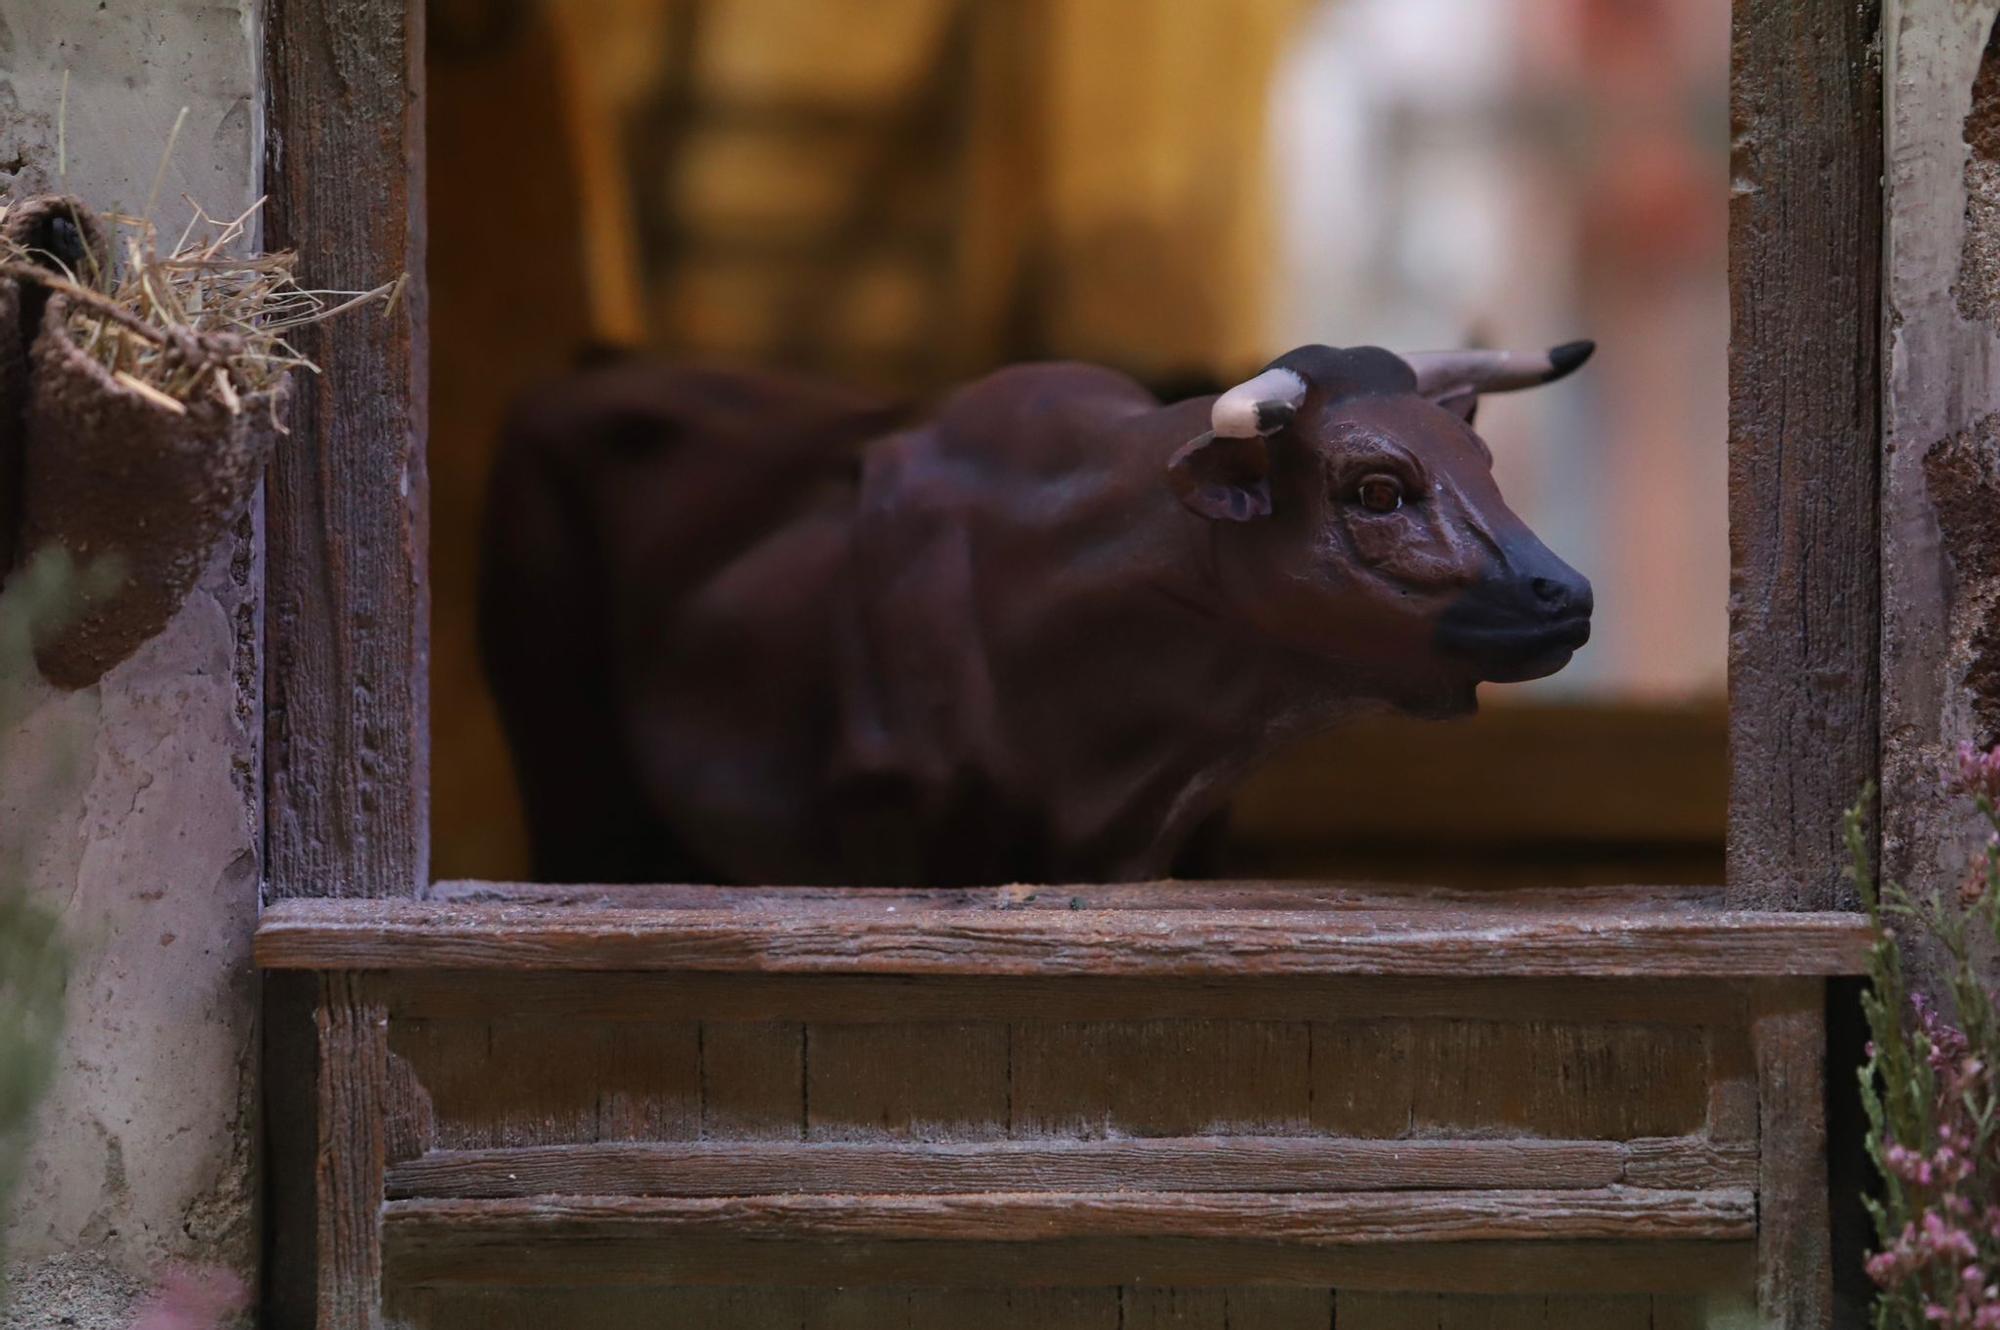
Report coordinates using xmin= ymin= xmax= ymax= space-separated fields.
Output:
xmin=478 ymin=414 xmax=701 ymax=883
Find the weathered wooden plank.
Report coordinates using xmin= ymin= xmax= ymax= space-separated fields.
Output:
xmin=1310 ymin=1021 xmax=1415 ymax=1136
xmin=382 ymin=1136 xmax=1641 ymax=1199
xmin=1338 ymin=1293 xmax=1441 ymax=1330
xmin=1217 ymin=1288 xmax=1335 ymax=1330
xmin=316 ymin=974 xmax=388 ymax=1329
xmin=388 ymin=1017 xmax=698 ymax=1148
xmin=1011 ymin=1020 xmax=1310 ymax=1137
xmin=383 ymin=1234 xmax=1753 ymax=1293
xmin=701 ymin=1021 xmax=805 ymax=1140
xmin=1754 ymin=980 xmax=1830 ymax=1328
xmin=427 ymin=879 xmax=1726 ymax=914
xmin=1620 ymin=1137 xmax=1758 ymax=1190
xmin=374 ymin=971 xmax=1750 ymax=1028
xmin=380 ymin=1188 xmax=1754 ymax=1249
xmin=255 ymin=900 xmax=1874 ymax=977
xmin=1437 ymin=1296 xmax=1547 ymax=1329
xmin=1405 ymin=1022 xmax=1710 ymax=1140
xmin=264 ymin=0 xmax=430 ymax=899
xmin=1726 ymin=0 xmax=1883 ymax=909
xmin=804 ymin=1022 xmax=1010 ymax=1140
xmin=1122 ymin=1288 xmax=1229 ymax=1330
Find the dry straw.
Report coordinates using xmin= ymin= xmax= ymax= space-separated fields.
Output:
xmin=0 ymin=192 xmax=402 ymax=426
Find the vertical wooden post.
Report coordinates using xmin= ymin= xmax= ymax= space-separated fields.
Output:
xmin=263 ymin=0 xmax=430 ymax=900
xmin=315 ymin=975 xmax=390 ymax=1328
xmin=1726 ymin=0 xmax=1884 ymax=912
xmin=1753 ymin=980 xmax=1831 ymax=1328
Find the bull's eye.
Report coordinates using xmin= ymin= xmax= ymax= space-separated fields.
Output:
xmin=1356 ymin=473 xmax=1404 ymax=513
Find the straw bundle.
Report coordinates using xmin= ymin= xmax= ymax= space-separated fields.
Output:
xmin=0 ymin=191 xmax=397 ymax=687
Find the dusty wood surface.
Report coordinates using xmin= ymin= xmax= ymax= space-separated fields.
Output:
xmin=1726 ymin=0 xmax=1884 ymax=909
xmin=381 ymin=1187 xmax=1754 ymax=1247
xmin=263 ymin=0 xmax=430 ymax=900
xmin=1754 ymin=981 xmax=1831 ymax=1328
xmin=315 ymin=974 xmax=388 ymax=1328
xmin=256 ymin=898 xmax=1874 ymax=975
xmin=383 ymin=1232 xmax=1752 ymax=1294
xmin=383 ymin=1136 xmax=1709 ymax=1199
xmin=381 ymin=1286 xmax=1709 ymax=1330
xmin=426 ymin=878 xmax=1727 ymax=913
xmin=373 ymin=970 xmax=1751 ymax=1026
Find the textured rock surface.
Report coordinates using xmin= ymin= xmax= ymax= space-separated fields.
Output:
xmin=0 ymin=2 xmax=262 ymax=1324
xmin=1883 ymin=0 xmax=2000 ymax=926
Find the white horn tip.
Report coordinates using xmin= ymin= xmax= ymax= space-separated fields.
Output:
xmin=1212 ymin=367 xmax=1308 ymax=438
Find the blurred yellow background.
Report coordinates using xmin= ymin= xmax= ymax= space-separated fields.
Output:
xmin=428 ymin=0 xmax=1728 ymax=886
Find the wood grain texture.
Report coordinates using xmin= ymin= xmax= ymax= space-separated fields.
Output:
xmin=382 ymin=1136 xmax=1662 ymax=1199
xmin=701 ymin=1021 xmax=805 ymax=1139
xmin=1754 ymin=981 xmax=1830 ymax=1328
xmin=264 ymin=0 xmax=430 ymax=900
xmin=426 ymin=879 xmax=1726 ymax=914
xmin=373 ymin=971 xmax=1751 ymax=1027
xmin=316 ymin=974 xmax=388 ymax=1329
xmin=1010 ymin=1020 xmax=1310 ymax=1137
xmin=388 ymin=1016 xmax=699 ymax=1148
xmin=254 ymin=898 xmax=1874 ymax=976
xmin=1726 ymin=0 xmax=1883 ymax=909
xmin=380 ymin=1188 xmax=1755 ymax=1247
xmin=804 ymin=1021 xmax=1010 ymax=1140
xmin=382 ymin=1233 xmax=1754 ymax=1294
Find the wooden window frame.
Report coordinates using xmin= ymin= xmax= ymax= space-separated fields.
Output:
xmin=257 ymin=1 xmax=1883 ymax=1326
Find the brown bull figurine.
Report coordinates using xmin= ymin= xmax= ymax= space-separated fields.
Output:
xmin=480 ymin=341 xmax=1595 ymax=885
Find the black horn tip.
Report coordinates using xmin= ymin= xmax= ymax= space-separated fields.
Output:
xmin=1545 ymin=340 xmax=1596 ymax=381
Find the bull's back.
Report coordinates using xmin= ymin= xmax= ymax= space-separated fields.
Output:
xmin=479 ymin=359 xmax=904 ymax=882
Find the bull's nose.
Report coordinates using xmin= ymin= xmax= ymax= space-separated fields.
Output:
xmin=1531 ymin=574 xmax=1592 ymax=620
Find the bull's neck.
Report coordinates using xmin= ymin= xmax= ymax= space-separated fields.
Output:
xmin=973 ymin=454 xmax=1373 ymax=875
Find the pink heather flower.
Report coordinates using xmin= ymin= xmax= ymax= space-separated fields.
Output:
xmin=1951 ymin=740 xmax=2000 ymax=802
xmin=128 ymin=1265 xmax=248 ymax=1330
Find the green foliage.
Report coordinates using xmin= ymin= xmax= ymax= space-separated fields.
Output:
xmin=0 ymin=549 xmax=109 ymax=1298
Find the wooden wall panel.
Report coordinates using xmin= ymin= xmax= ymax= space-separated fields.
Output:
xmin=804 ymin=1021 xmax=1010 ymax=1140
xmin=388 ymin=1018 xmax=699 ymax=1147
xmin=1725 ymin=0 xmax=1883 ymax=909
xmin=265 ymin=0 xmax=430 ymax=899
xmin=1011 ymin=1020 xmax=1311 ymax=1137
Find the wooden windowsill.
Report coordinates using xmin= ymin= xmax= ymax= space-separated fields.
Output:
xmin=254 ymin=882 xmax=1870 ymax=978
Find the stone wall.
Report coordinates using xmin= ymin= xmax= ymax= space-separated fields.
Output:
xmin=1883 ymin=0 xmax=2000 ymax=929
xmin=0 ymin=3 xmax=262 ymax=1324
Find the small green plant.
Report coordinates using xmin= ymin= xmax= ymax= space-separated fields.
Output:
xmin=1856 ymin=743 xmax=2000 ymax=1328
xmin=0 ymin=548 xmax=110 ymax=1302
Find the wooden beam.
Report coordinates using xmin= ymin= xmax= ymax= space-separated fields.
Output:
xmin=384 ymin=1234 xmax=1752 ymax=1296
xmin=384 ymin=1136 xmax=1731 ymax=1200
xmin=381 ymin=1187 xmax=1755 ymax=1249
xmin=314 ymin=974 xmax=390 ymax=1329
xmin=254 ymin=897 xmax=1874 ymax=977
xmin=426 ymin=879 xmax=1727 ymax=914
xmin=1726 ymin=0 xmax=1884 ymax=909
xmin=372 ymin=970 xmax=1752 ymax=1027
xmin=1753 ymin=980 xmax=1831 ymax=1328
xmin=263 ymin=0 xmax=430 ymax=899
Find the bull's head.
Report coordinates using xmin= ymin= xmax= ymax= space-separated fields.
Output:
xmin=1166 ymin=342 xmax=1594 ymax=714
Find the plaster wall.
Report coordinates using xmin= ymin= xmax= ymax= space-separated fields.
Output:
xmin=0 ymin=3 xmax=263 ymax=1324
xmin=1883 ymin=0 xmax=2000 ymax=915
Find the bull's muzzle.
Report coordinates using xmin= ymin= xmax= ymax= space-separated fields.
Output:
xmin=1434 ymin=548 xmax=1593 ymax=684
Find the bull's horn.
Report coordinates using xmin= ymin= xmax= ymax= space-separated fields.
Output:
xmin=1211 ymin=366 xmax=1308 ymax=438
xmin=1400 ymin=340 xmax=1594 ymax=397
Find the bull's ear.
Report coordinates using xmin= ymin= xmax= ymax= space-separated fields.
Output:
xmin=1433 ymin=385 xmax=1478 ymax=424
xmin=1167 ymin=431 xmax=1272 ymax=522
